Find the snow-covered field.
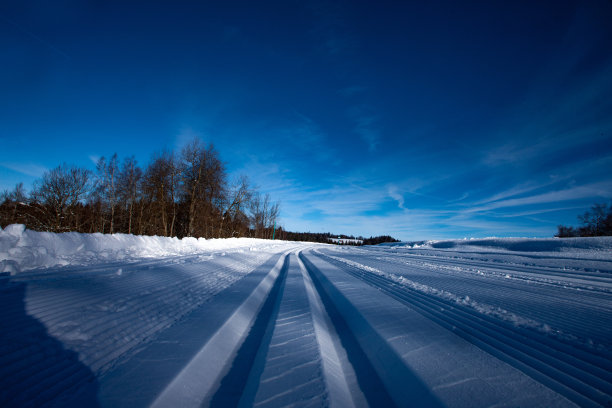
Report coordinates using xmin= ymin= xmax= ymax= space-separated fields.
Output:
xmin=1 ymin=226 xmax=611 ymax=407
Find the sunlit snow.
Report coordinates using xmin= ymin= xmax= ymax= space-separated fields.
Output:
xmin=1 ymin=225 xmax=611 ymax=407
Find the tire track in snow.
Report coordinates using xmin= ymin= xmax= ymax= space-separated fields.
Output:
xmin=315 ymin=252 xmax=612 ymax=407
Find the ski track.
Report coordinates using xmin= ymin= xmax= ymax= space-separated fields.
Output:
xmin=316 ymin=247 xmax=612 ymax=351
xmin=312 ymin=247 xmax=612 ymax=407
xmin=245 ymin=254 xmax=327 ymax=407
xmin=1 ymin=240 xmax=611 ymax=407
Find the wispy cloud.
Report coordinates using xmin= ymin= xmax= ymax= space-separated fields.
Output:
xmin=480 ymin=50 xmax=612 ymax=170
xmin=268 ymin=112 xmax=337 ymax=164
xmin=482 ymin=140 xmax=548 ymax=167
xmin=233 ymin=155 xmax=295 ymax=194
xmin=88 ymin=155 xmax=100 ymax=165
xmin=495 ymin=205 xmax=587 ymax=218
xmin=387 ymin=185 xmax=405 ymax=210
xmin=441 ymin=213 xmax=553 ymax=238
xmin=232 ymin=149 xmax=603 ymax=239
xmin=347 ymin=105 xmax=381 ymax=151
xmin=463 ymin=181 xmax=612 ymax=214
xmin=0 ymin=162 xmax=47 ymax=178
xmin=287 ymin=114 xmax=325 ymax=148
xmin=471 ymin=178 xmax=566 ymax=207
xmin=448 ymin=192 xmax=469 ymax=203
xmin=354 ymin=115 xmax=380 ymax=151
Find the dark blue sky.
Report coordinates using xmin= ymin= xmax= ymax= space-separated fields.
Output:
xmin=2 ymin=0 xmax=612 ymax=239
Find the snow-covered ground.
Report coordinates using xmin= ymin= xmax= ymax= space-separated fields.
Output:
xmin=1 ymin=226 xmax=611 ymax=407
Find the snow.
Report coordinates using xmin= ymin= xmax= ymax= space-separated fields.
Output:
xmin=150 ymin=252 xmax=289 ymax=408
xmin=1 ymin=225 xmax=611 ymax=407
xmin=0 ymin=224 xmax=289 ymax=274
xmin=401 ymin=236 xmax=612 ymax=257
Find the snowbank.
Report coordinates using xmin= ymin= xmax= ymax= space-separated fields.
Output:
xmin=402 ymin=236 xmax=612 ymax=254
xmin=0 ymin=224 xmax=282 ymax=274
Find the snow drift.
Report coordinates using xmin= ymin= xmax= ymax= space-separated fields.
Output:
xmin=398 ymin=236 xmax=612 ymax=255
xmin=0 ymin=224 xmax=286 ymax=274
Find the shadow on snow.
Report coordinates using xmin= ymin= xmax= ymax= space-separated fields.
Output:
xmin=0 ymin=275 xmax=99 ymax=407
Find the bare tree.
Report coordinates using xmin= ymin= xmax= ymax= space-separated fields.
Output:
xmin=265 ymin=194 xmax=280 ymax=239
xmin=249 ymin=192 xmax=280 ymax=239
xmin=180 ymin=138 xmax=226 ymax=238
xmin=168 ymin=154 xmax=181 ymax=237
xmin=32 ymin=164 xmax=91 ymax=231
xmin=144 ymin=151 xmax=180 ymax=236
xmin=578 ymin=203 xmax=612 ymax=237
xmin=250 ymin=192 xmax=263 ymax=238
xmin=117 ymin=156 xmax=142 ymax=234
xmin=2 ymin=183 xmax=27 ymax=203
xmin=219 ymin=175 xmax=252 ymax=237
xmin=181 ymin=138 xmax=206 ymax=237
xmin=0 ymin=183 xmax=30 ymax=227
xmin=95 ymin=154 xmax=119 ymax=233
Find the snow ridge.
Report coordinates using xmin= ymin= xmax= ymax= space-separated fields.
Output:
xmin=0 ymin=224 xmax=288 ymax=274
xmin=318 ymin=251 xmax=553 ymax=334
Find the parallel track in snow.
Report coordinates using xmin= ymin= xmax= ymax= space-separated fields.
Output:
xmin=3 ymin=241 xmax=611 ymax=407
xmin=372 ymin=251 xmax=612 ymax=291
xmin=0 ymin=250 xmax=285 ymax=407
xmin=313 ymin=251 xmax=612 ymax=407
xmin=358 ymin=247 xmax=612 ymax=287
xmin=155 ymin=251 xmax=371 ymax=408
xmin=320 ymin=248 xmax=612 ymax=349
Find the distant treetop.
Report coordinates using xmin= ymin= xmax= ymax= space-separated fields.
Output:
xmin=556 ymin=202 xmax=612 ymax=237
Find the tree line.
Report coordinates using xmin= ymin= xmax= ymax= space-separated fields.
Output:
xmin=271 ymin=230 xmax=400 ymax=246
xmin=556 ymin=202 xmax=612 ymax=237
xmin=0 ymin=138 xmax=280 ymax=239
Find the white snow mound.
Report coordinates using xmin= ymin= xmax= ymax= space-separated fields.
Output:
xmin=402 ymin=236 xmax=612 ymax=254
xmin=0 ymin=224 xmax=282 ymax=274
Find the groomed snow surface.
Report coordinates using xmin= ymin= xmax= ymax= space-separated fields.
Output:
xmin=1 ymin=226 xmax=611 ymax=407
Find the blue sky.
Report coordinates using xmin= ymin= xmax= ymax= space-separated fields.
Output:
xmin=1 ymin=0 xmax=612 ymax=240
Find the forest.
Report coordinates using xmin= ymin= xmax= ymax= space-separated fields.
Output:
xmin=0 ymin=138 xmax=399 ymax=245
xmin=0 ymin=139 xmax=280 ymax=239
